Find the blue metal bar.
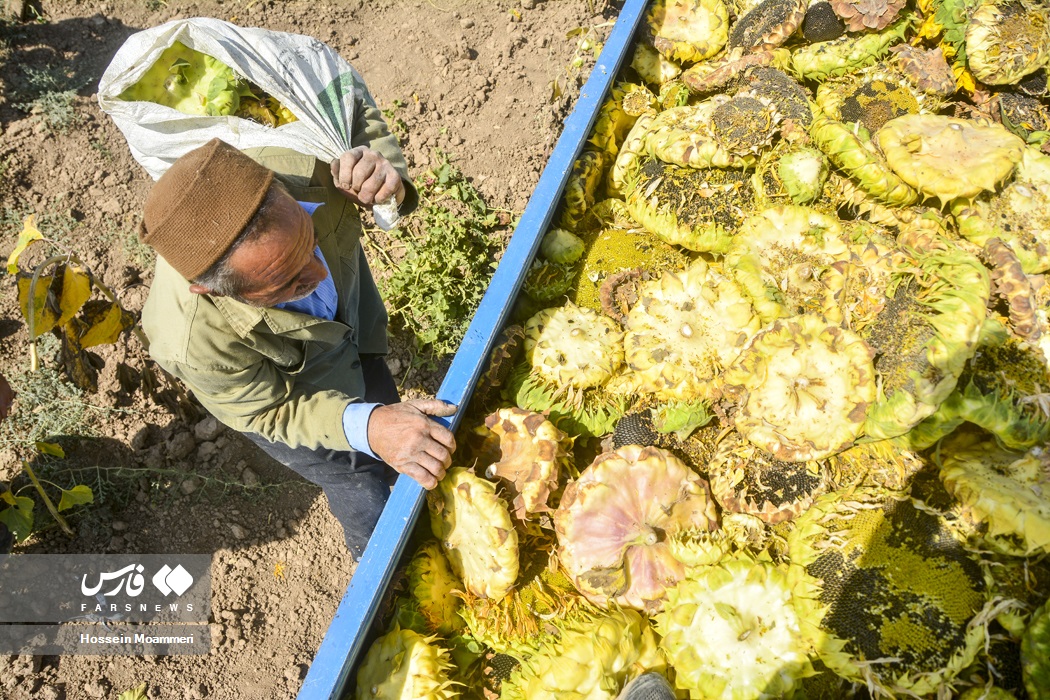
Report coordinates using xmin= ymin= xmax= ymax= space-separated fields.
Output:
xmin=298 ymin=2 xmax=649 ymax=697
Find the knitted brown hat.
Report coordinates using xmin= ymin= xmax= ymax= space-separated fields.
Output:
xmin=139 ymin=138 xmax=275 ymax=281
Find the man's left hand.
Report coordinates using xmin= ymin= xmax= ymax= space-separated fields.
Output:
xmin=331 ymin=147 xmax=405 ymax=209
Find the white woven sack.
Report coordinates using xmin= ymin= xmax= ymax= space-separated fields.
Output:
xmin=98 ymin=17 xmax=367 ymax=180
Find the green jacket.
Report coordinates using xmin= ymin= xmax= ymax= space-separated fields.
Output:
xmin=141 ymin=94 xmax=415 ymax=452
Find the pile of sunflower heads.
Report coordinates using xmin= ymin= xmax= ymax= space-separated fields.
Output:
xmin=355 ymin=0 xmax=1050 ymax=698
xmin=119 ymin=41 xmax=297 ymax=127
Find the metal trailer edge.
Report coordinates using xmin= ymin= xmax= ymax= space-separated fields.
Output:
xmin=297 ymin=1 xmax=649 ymax=696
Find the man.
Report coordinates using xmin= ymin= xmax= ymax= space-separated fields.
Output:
xmin=137 ymin=110 xmax=456 ymax=558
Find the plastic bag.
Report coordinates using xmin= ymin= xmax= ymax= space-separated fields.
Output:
xmin=98 ymin=17 xmax=367 ymax=181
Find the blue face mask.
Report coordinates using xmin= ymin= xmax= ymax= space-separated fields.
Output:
xmin=297 ymin=201 xmax=324 ymax=215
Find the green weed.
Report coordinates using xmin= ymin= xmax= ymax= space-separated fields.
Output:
xmin=2 ymin=199 xmax=81 ymax=244
xmin=0 ymin=366 xmax=100 ymax=457
xmin=375 ymin=155 xmax=505 ymax=365
xmin=89 ymin=138 xmax=114 ymax=161
xmin=123 ymin=228 xmax=156 ymax=269
xmin=382 ymin=98 xmax=409 ymax=142
xmin=14 ymin=65 xmax=84 ymax=133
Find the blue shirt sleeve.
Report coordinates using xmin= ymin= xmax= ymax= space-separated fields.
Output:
xmin=341 ymin=402 xmax=381 ymax=460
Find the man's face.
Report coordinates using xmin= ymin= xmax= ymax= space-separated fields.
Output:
xmin=225 ymin=191 xmax=329 ymax=308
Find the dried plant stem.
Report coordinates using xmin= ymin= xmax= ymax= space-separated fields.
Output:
xmin=22 ymin=461 xmax=74 ymax=536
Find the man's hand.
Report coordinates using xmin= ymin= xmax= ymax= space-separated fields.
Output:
xmin=331 ymin=147 xmax=406 ymax=209
xmin=367 ymin=399 xmax=457 ymax=489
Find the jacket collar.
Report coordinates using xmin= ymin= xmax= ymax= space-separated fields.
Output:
xmin=210 ymin=294 xmax=332 ymax=337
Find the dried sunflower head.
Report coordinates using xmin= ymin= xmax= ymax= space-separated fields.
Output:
xmin=860 ymin=235 xmax=990 ymax=439
xmin=499 ymin=608 xmax=668 ymax=700
xmin=607 ymin=111 xmax=656 ymax=198
xmin=617 ymin=260 xmax=762 ymax=402
xmin=776 ymin=146 xmax=830 ymax=204
xmin=427 ymin=467 xmax=519 ymax=601
xmin=722 ymin=313 xmax=876 ymax=461
xmin=646 ymin=0 xmax=730 ymax=63
xmin=816 ymin=66 xmax=942 ymax=133
xmin=803 ymin=0 xmax=847 ymax=42
xmin=630 ymin=43 xmax=682 ymax=87
xmin=790 ymin=11 xmax=914 ymax=81
xmin=656 ymin=555 xmax=823 ymax=699
xmin=555 ymin=444 xmax=720 ymax=612
xmin=830 ymin=0 xmax=907 ymax=31
xmin=890 ymin=44 xmax=958 ymax=97
xmin=737 ymin=65 xmax=815 ymax=131
xmin=625 ymin=158 xmax=758 ymax=254
xmin=482 ymin=408 xmax=572 ymax=522
xmin=876 ymin=113 xmax=1025 ymax=204
xmin=725 ymin=205 xmax=851 ymax=324
xmin=681 ymin=46 xmax=787 ymax=95
xmin=809 ymin=115 xmax=919 ymax=207
xmin=982 ymin=237 xmax=1042 ymax=340
xmin=586 ymin=84 xmax=640 ymax=162
xmin=953 ymin=146 xmax=1050 ymax=274
xmin=906 ymin=316 xmax=1050 ymax=451
xmin=403 ymin=541 xmax=465 ymax=637
xmin=826 ymin=438 xmax=927 ymax=490
xmin=644 ymin=99 xmax=759 ymax=170
xmin=524 ymin=303 xmax=624 ymax=391
xmin=966 ymin=0 xmax=1050 ymax=86
xmin=355 ymin=627 xmax=458 ymax=700
xmin=938 ymin=431 xmax=1050 ymax=556
xmin=729 ymin=0 xmax=808 ymax=52
xmin=557 ymin=150 xmax=605 ymax=232
xmin=456 ymin=549 xmax=591 ymax=662
xmin=789 ymin=487 xmax=993 ymax=697
xmin=707 ymin=431 xmax=829 ymax=523
xmin=569 ymin=226 xmax=689 ymax=313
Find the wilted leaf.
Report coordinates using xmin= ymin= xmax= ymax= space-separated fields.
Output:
xmin=16 ymin=272 xmax=57 ymax=335
xmin=6 ymin=214 xmax=43 ymax=274
xmin=16 ymin=264 xmax=92 ymax=337
xmin=59 ymin=330 xmax=98 ymax=393
xmin=70 ymin=300 xmax=136 ymax=349
xmin=57 ymin=484 xmax=93 ymax=512
xmin=54 ymin=265 xmax=92 ymax=327
xmin=116 ymin=684 xmax=148 ymax=700
xmin=953 ymin=63 xmax=976 ymax=93
xmin=0 ymin=490 xmax=34 ymax=542
xmin=549 ymin=79 xmax=563 ymax=102
xmin=34 ymin=441 xmax=65 ymax=458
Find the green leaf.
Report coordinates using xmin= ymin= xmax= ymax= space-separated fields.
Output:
xmin=6 ymin=214 xmax=44 ymax=274
xmin=34 ymin=441 xmax=65 ymax=458
xmin=0 ymin=491 xmax=34 ymax=542
xmin=652 ymin=400 xmax=714 ymax=440
xmin=57 ymin=484 xmax=93 ymax=512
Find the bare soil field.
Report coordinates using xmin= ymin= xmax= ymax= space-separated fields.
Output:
xmin=0 ymin=1 xmax=615 ymax=697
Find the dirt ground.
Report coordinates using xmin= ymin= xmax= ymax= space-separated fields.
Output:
xmin=0 ymin=0 xmax=616 ymax=697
